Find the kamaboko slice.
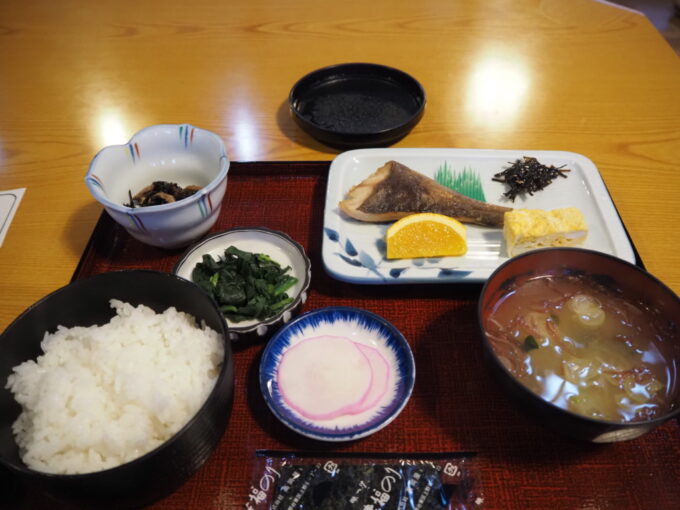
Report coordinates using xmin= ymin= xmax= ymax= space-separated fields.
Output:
xmin=277 ymin=335 xmax=372 ymax=420
xmin=353 ymin=343 xmax=390 ymax=413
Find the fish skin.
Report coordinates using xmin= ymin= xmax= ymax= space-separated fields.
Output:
xmin=339 ymin=160 xmax=512 ymax=227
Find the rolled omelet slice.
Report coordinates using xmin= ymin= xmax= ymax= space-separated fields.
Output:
xmin=503 ymin=207 xmax=588 ymax=257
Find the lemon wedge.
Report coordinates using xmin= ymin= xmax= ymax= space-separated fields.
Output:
xmin=386 ymin=213 xmax=467 ymax=259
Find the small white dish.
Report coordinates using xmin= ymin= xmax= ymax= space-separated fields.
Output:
xmin=173 ymin=228 xmax=312 ymax=341
xmin=259 ymin=306 xmax=415 ymax=442
xmin=322 ymin=148 xmax=636 ymax=284
xmin=85 ymin=124 xmax=229 ymax=249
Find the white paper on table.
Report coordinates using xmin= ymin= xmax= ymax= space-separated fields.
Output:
xmin=0 ymin=188 xmax=26 ymax=247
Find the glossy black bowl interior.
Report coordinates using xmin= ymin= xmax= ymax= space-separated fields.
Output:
xmin=478 ymin=248 xmax=680 ymax=443
xmin=0 ymin=270 xmax=234 ymax=508
xmin=289 ymin=62 xmax=426 ymax=149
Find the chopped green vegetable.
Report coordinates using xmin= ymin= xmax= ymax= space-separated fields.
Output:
xmin=191 ymin=245 xmax=298 ymax=323
xmin=523 ymin=335 xmax=539 ymax=351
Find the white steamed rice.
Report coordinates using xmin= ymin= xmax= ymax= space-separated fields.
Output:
xmin=5 ymin=299 xmax=224 ymax=475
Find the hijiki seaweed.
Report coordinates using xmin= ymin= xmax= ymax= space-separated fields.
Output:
xmin=125 ymin=181 xmax=201 ymax=207
xmin=492 ymin=156 xmax=570 ymax=201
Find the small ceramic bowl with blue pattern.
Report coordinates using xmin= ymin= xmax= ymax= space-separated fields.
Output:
xmin=173 ymin=227 xmax=312 ymax=342
xmin=85 ymin=124 xmax=229 ymax=249
xmin=260 ymin=306 xmax=415 ymax=441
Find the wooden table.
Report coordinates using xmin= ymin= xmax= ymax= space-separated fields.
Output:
xmin=1 ymin=1 xmax=679 ymax=509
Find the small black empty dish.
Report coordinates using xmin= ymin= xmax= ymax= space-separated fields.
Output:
xmin=289 ymin=63 xmax=426 ymax=149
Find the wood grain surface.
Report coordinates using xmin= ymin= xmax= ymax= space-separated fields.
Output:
xmin=1 ymin=2 xmax=680 ymax=507
xmin=1 ymin=0 xmax=679 ymax=331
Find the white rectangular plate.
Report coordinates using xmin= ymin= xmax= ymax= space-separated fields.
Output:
xmin=322 ymin=148 xmax=636 ymax=284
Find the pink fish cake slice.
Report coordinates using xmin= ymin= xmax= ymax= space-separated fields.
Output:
xmin=277 ymin=335 xmax=373 ymax=420
xmin=353 ymin=343 xmax=390 ymax=413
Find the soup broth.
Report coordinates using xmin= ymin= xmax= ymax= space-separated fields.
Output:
xmin=485 ymin=273 xmax=679 ymax=422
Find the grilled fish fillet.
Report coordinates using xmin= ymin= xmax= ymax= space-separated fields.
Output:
xmin=339 ymin=160 xmax=511 ymax=227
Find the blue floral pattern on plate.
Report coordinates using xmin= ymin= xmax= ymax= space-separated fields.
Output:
xmin=322 ymin=148 xmax=636 ymax=284
xmin=324 ymin=226 xmax=473 ymax=282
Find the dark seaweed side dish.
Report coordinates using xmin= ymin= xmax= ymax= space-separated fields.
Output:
xmin=126 ymin=181 xmax=201 ymax=207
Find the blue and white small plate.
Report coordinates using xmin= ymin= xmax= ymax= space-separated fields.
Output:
xmin=173 ymin=227 xmax=312 ymax=342
xmin=259 ymin=306 xmax=415 ymax=442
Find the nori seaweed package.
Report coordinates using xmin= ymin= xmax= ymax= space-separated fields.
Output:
xmin=245 ymin=451 xmax=484 ymax=510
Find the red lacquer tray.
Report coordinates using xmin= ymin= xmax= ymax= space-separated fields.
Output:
xmin=3 ymin=162 xmax=679 ymax=510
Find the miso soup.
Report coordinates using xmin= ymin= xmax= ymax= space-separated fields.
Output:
xmin=484 ymin=273 xmax=680 ymax=422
